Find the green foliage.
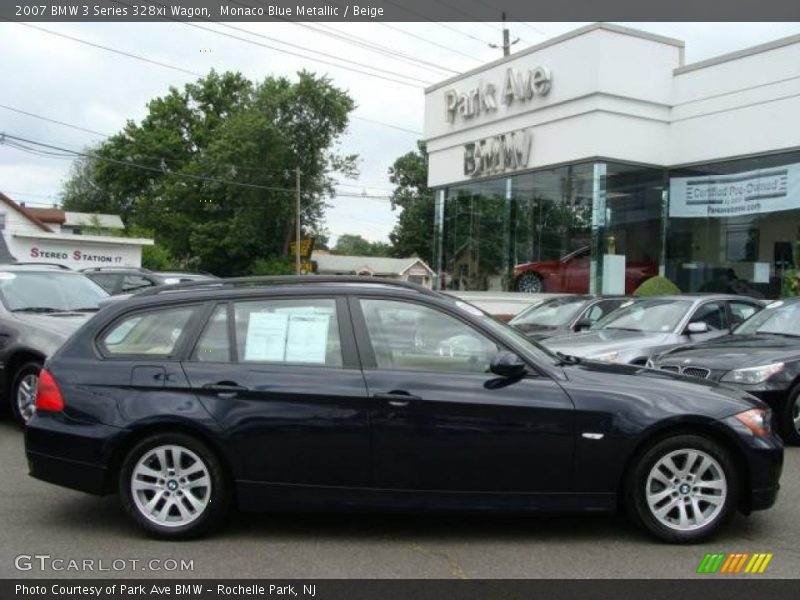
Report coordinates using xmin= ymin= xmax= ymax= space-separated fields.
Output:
xmin=331 ymin=233 xmax=391 ymax=256
xmin=781 ymin=269 xmax=800 ymax=297
xmin=248 ymin=256 xmax=296 ymax=276
xmin=61 ymin=70 xmax=356 ymax=276
xmin=634 ymin=275 xmax=681 ymax=296
xmin=387 ymin=141 xmax=434 ymax=265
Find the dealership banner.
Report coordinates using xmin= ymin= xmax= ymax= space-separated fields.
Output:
xmin=669 ymin=163 xmax=800 ymax=218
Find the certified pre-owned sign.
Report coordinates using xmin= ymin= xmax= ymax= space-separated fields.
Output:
xmin=444 ymin=66 xmax=552 ymax=123
xmin=464 ymin=129 xmax=532 ymax=178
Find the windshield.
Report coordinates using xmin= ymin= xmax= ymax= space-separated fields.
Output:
xmin=734 ymin=301 xmax=800 ymax=337
xmin=0 ymin=271 xmax=108 ymax=312
xmin=509 ymin=296 xmax=589 ymax=328
xmin=592 ymin=298 xmax=690 ymax=333
xmin=478 ymin=311 xmax=561 ymax=366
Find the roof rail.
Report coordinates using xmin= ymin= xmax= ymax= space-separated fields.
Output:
xmin=133 ymin=275 xmax=440 ymax=297
xmin=11 ymin=262 xmax=72 ymax=270
xmin=80 ymin=266 xmax=154 ymax=273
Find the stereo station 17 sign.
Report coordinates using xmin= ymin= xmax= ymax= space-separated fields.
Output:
xmin=669 ymin=163 xmax=800 ymax=218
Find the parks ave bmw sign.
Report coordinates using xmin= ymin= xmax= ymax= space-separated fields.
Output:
xmin=443 ymin=66 xmax=551 ymax=178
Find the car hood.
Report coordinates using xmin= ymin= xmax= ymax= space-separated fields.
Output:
xmin=10 ymin=312 xmax=91 ymax=340
xmin=658 ymin=334 xmax=800 ymax=369
xmin=562 ymin=359 xmax=764 ymax=419
xmin=544 ymin=329 xmax=672 ymax=357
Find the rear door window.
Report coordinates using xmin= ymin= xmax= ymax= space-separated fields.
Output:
xmin=100 ymin=306 xmax=197 ymax=357
xmin=233 ymin=298 xmax=342 ymax=367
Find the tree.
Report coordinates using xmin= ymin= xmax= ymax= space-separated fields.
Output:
xmin=61 ymin=70 xmax=356 ymax=276
xmin=387 ymin=141 xmax=435 ymax=265
xmin=331 ymin=233 xmax=390 ymax=256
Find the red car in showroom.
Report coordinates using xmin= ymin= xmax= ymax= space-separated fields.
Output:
xmin=514 ymin=246 xmax=657 ymax=293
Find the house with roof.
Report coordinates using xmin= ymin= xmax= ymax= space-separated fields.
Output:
xmin=0 ymin=191 xmax=153 ymax=269
xmin=311 ymin=252 xmax=435 ymax=289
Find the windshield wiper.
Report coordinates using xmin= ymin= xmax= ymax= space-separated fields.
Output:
xmin=757 ymin=331 xmax=800 ymax=338
xmin=555 ymin=351 xmax=581 ymax=365
xmin=602 ymin=326 xmax=643 ymax=332
xmin=11 ymin=307 xmax=61 ymax=313
xmin=69 ymin=307 xmax=100 ymax=312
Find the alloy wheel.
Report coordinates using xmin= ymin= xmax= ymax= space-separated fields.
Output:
xmin=16 ymin=373 xmax=38 ymax=424
xmin=645 ymin=448 xmax=727 ymax=531
xmin=131 ymin=445 xmax=211 ymax=528
xmin=517 ymin=274 xmax=543 ymax=293
xmin=793 ymin=396 xmax=800 ymax=435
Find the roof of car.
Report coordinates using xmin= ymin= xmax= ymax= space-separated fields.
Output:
xmin=0 ymin=263 xmax=80 ymax=273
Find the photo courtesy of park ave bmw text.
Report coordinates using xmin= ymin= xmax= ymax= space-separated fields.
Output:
xmin=0 ymin=1 xmax=799 ymax=599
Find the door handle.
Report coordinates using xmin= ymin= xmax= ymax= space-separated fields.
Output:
xmin=202 ymin=381 xmax=248 ymax=398
xmin=373 ymin=392 xmax=421 ymax=408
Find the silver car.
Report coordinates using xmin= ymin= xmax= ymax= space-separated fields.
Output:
xmin=0 ymin=265 xmax=108 ymax=424
xmin=542 ymin=294 xmax=764 ymax=365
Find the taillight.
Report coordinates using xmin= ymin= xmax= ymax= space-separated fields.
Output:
xmin=35 ymin=369 xmax=64 ymax=413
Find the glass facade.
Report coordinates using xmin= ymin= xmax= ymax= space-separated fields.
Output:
xmin=434 ymin=161 xmax=664 ymax=295
xmin=433 ymin=150 xmax=800 ymax=298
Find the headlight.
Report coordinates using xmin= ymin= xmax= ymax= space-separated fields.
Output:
xmin=732 ymin=408 xmax=772 ymax=436
xmin=721 ymin=362 xmax=784 ymax=385
xmin=590 ymin=351 xmax=619 ymax=363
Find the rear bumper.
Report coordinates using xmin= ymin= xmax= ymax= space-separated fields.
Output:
xmin=25 ymin=412 xmax=125 ymax=495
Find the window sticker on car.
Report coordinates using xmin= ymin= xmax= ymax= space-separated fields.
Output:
xmin=0 ymin=272 xmax=16 ymax=280
xmin=455 ymin=300 xmax=484 ymax=317
xmin=245 ymin=312 xmax=289 ymax=361
xmin=285 ymin=314 xmax=330 ymax=364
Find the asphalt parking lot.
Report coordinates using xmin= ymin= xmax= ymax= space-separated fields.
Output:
xmin=0 ymin=420 xmax=797 ymax=580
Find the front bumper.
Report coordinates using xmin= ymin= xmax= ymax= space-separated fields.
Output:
xmin=730 ymin=428 xmax=784 ymax=512
xmin=25 ymin=412 xmax=126 ymax=495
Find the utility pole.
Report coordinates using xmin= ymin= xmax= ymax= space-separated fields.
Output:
xmin=295 ymin=167 xmax=301 ymax=275
xmin=489 ymin=12 xmax=519 ymax=57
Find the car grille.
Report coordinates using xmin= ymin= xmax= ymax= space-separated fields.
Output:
xmin=659 ymin=365 xmax=711 ymax=379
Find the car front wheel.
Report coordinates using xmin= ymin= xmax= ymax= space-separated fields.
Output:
xmin=11 ymin=362 xmax=42 ymax=426
xmin=119 ymin=433 xmax=231 ymax=539
xmin=780 ymin=386 xmax=800 ymax=445
xmin=516 ymin=273 xmax=544 ymax=293
xmin=626 ymin=434 xmax=738 ymax=543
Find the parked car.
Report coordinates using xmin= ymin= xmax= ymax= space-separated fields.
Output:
xmin=513 ymin=246 xmax=657 ymax=294
xmin=82 ymin=267 xmax=216 ymax=295
xmin=652 ymin=297 xmax=800 ymax=444
xmin=509 ymin=294 xmax=632 ymax=341
xmin=449 ymin=291 xmax=554 ymax=322
xmin=0 ymin=264 xmax=108 ymax=424
xmin=543 ymin=294 xmax=764 ymax=365
xmin=26 ymin=276 xmax=782 ymax=542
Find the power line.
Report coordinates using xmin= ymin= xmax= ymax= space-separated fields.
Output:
xmin=376 ymin=23 xmax=484 ymax=64
xmin=0 ymin=132 xmax=396 ymax=200
xmin=12 ymin=22 xmax=202 ymax=78
xmin=3 ymin=29 xmax=422 ymax=135
xmin=377 ymin=0 xmax=496 ymax=48
xmin=0 ymin=104 xmax=110 ymax=137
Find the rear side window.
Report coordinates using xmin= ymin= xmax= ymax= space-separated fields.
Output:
xmin=233 ymin=298 xmax=342 ymax=367
xmin=87 ymin=273 xmax=119 ymax=294
xmin=101 ymin=306 xmax=196 ymax=356
xmin=193 ymin=305 xmax=230 ymax=362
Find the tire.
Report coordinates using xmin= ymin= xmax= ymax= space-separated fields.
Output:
xmin=516 ymin=273 xmax=544 ymax=293
xmin=10 ymin=362 xmax=42 ymax=426
xmin=119 ymin=433 xmax=231 ymax=539
xmin=626 ymin=434 xmax=738 ymax=543
xmin=779 ymin=386 xmax=800 ymax=445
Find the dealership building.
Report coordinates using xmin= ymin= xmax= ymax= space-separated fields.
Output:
xmin=425 ymin=23 xmax=800 ymax=297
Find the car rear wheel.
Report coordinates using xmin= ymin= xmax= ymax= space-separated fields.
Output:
xmin=780 ymin=386 xmax=800 ymax=445
xmin=516 ymin=273 xmax=544 ymax=293
xmin=119 ymin=433 xmax=230 ymax=539
xmin=626 ymin=434 xmax=738 ymax=543
xmin=10 ymin=362 xmax=42 ymax=426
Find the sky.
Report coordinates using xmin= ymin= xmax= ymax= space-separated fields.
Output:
xmin=2 ymin=21 xmax=800 ymax=245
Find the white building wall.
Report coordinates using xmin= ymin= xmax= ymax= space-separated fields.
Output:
xmin=425 ymin=24 xmax=800 ymax=186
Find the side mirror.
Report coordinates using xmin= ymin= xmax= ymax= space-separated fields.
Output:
xmin=687 ymin=321 xmax=709 ymax=334
xmin=574 ymin=317 xmax=593 ymax=331
xmin=490 ymin=351 xmax=527 ymax=378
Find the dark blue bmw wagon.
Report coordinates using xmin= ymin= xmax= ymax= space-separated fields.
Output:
xmin=24 ymin=276 xmax=783 ymax=542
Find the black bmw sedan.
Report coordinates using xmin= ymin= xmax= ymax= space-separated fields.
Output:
xmin=653 ymin=297 xmax=800 ymax=445
xmin=25 ymin=277 xmax=782 ymax=542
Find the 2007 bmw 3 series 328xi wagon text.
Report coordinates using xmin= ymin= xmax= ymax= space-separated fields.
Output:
xmin=24 ymin=277 xmax=783 ymax=542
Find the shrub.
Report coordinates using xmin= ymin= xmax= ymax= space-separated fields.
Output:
xmin=634 ymin=275 xmax=681 ymax=296
xmin=782 ymin=269 xmax=800 ymax=297
xmin=248 ymin=256 xmax=296 ymax=276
